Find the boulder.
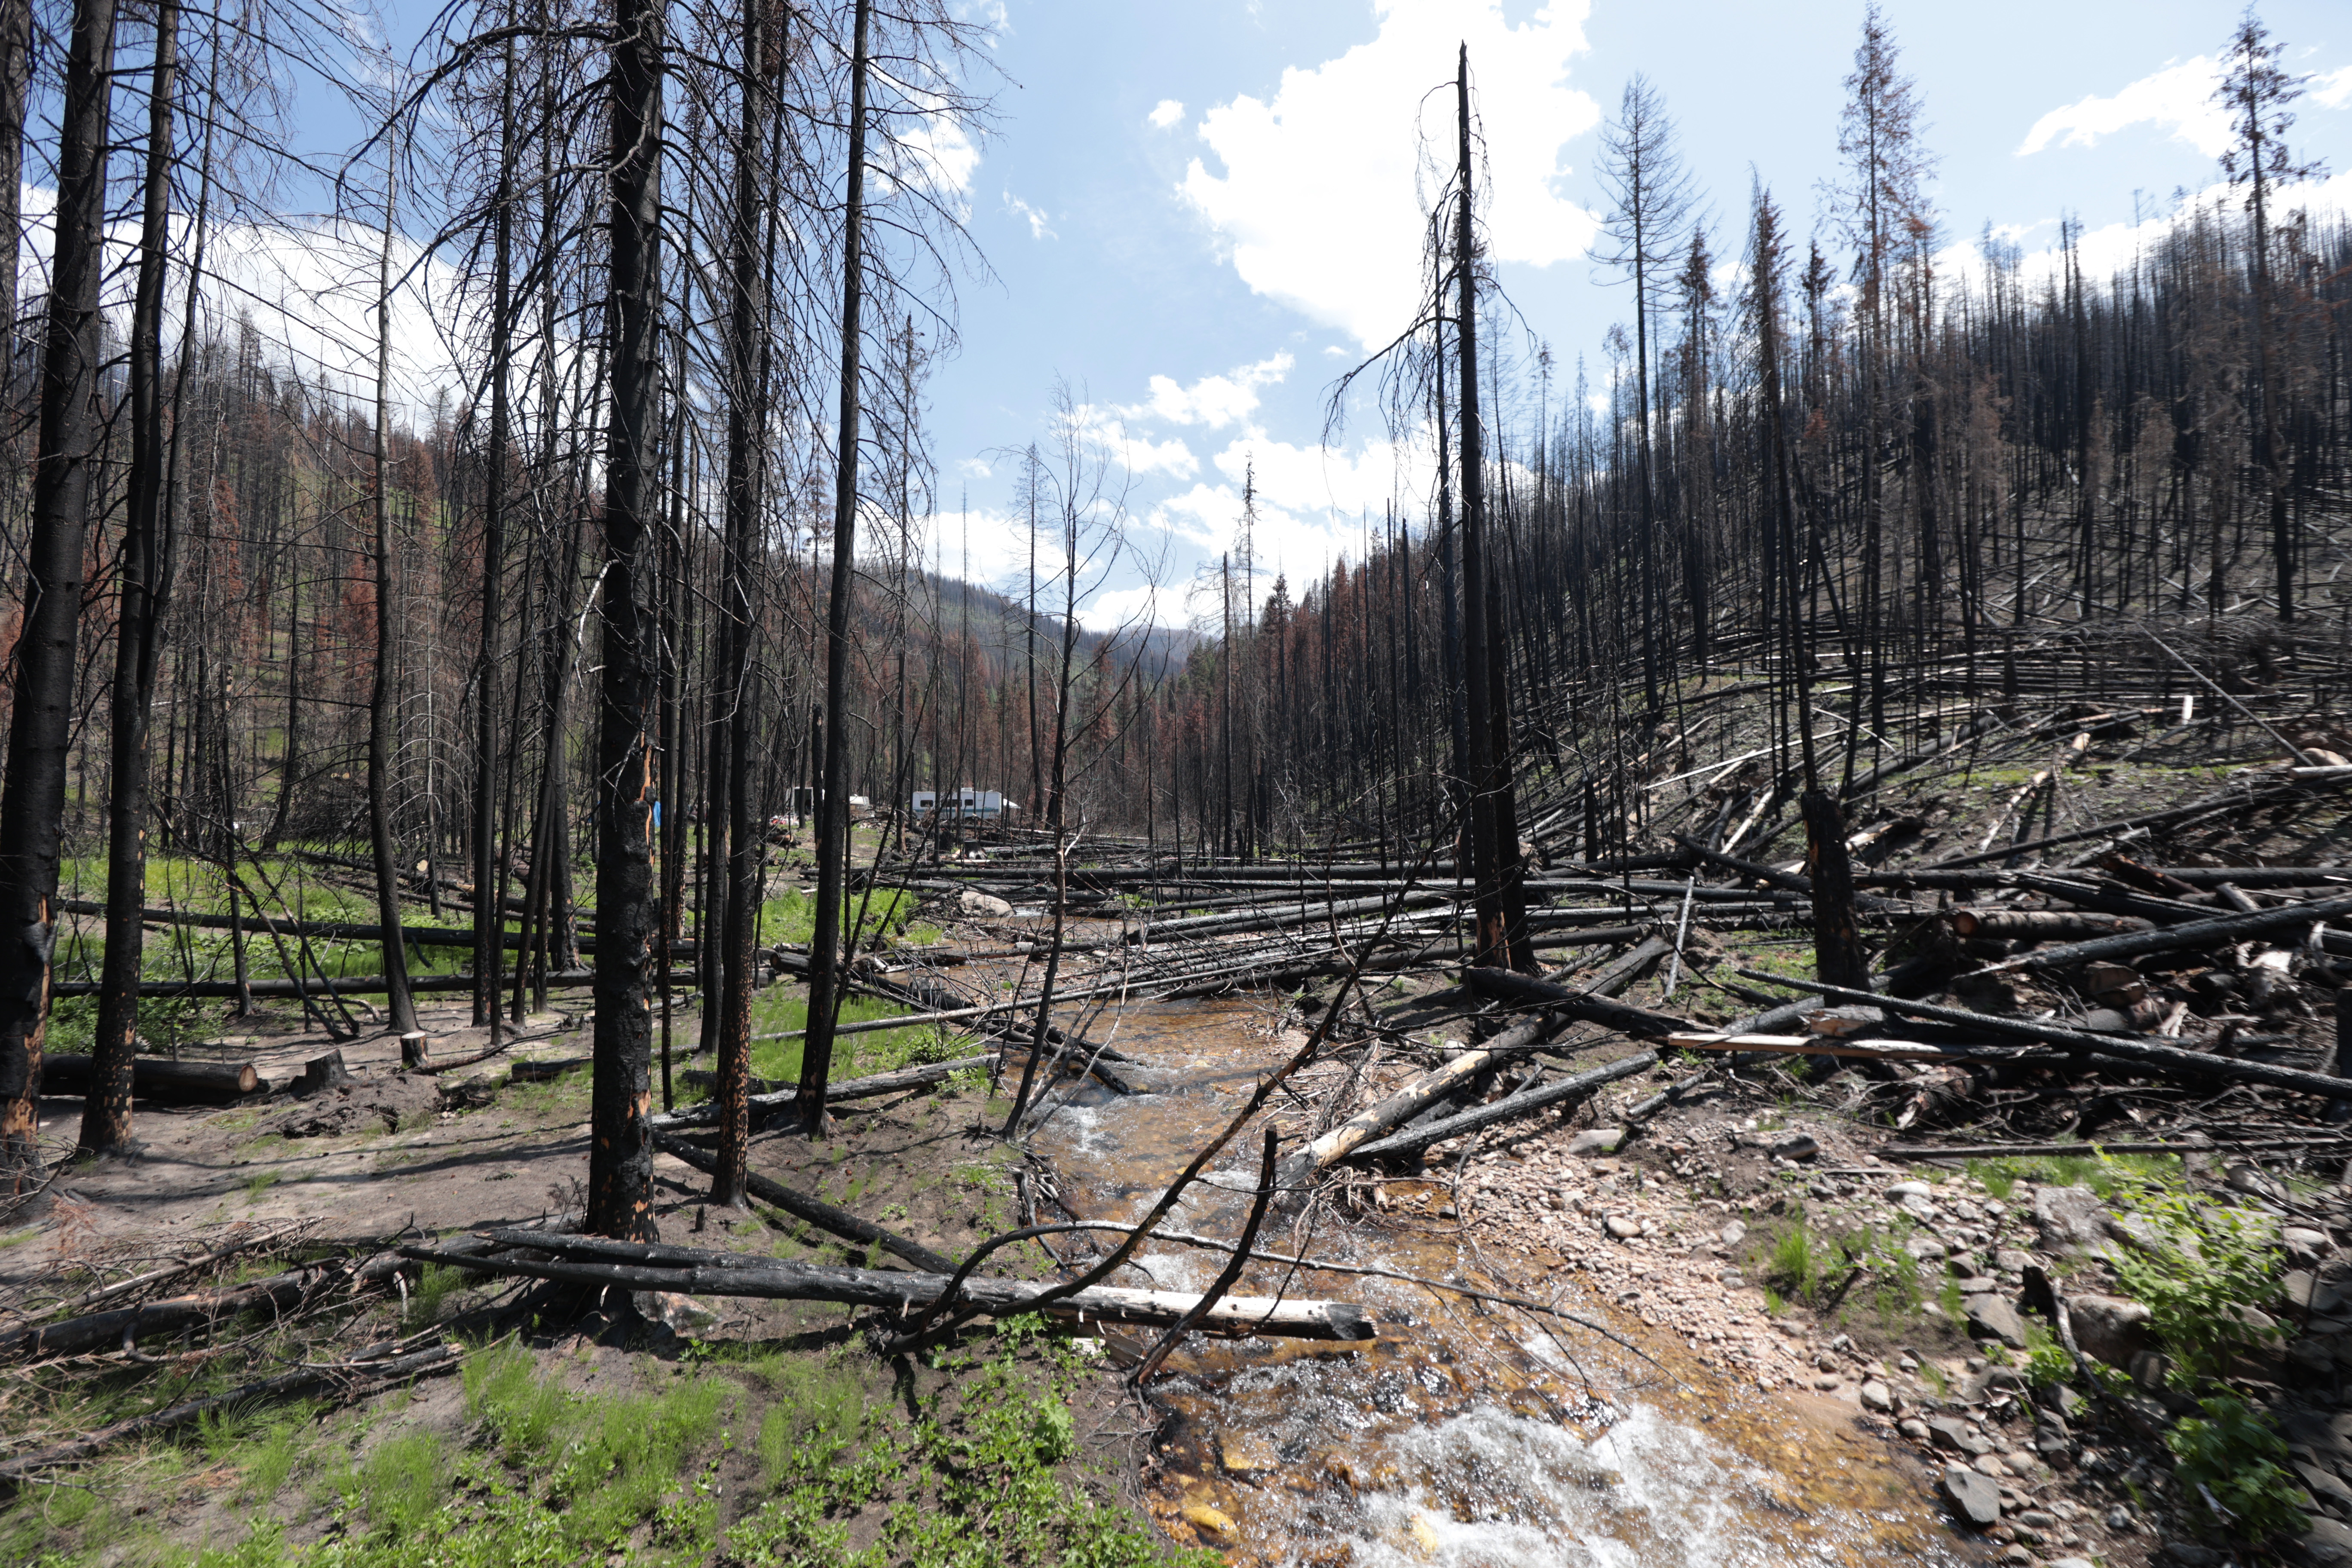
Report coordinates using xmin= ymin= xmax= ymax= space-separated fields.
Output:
xmin=1859 ymin=1380 xmax=1896 ymax=1413
xmin=1962 ymin=1293 xmax=2030 ymax=1348
xmin=1926 ymin=1416 xmax=1992 ymax=1457
xmin=2300 ymin=1517 xmax=2352 ymax=1568
xmin=2032 ymin=1185 xmax=2110 ymax=1251
xmin=1942 ymin=1464 xmax=2002 ymax=1527
xmin=958 ymin=888 xmax=1014 ymax=918
xmin=2067 ymin=1292 xmax=2154 ymax=1367
xmin=1568 ymin=1128 xmax=1626 ymax=1156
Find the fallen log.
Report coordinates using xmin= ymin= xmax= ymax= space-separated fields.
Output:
xmin=1275 ymin=1011 xmax=1574 ymax=1188
xmin=1969 ymin=891 xmax=2352 ymax=976
xmin=1740 ymin=971 xmax=2352 ymax=1101
xmin=1948 ymin=910 xmax=2154 ymax=940
xmin=649 ymin=1053 xmax=997 ymax=1131
xmin=39 ymin=1053 xmax=257 ymax=1102
xmin=1883 ymin=1136 xmax=2352 ymax=1160
xmin=0 ymin=1265 xmax=332 ymax=1361
xmin=1667 ymin=1032 xmax=2049 ymax=1064
xmin=1926 ymin=772 xmax=2343 ymax=870
xmin=48 ymin=969 xmax=695 ymax=1000
xmin=403 ymin=1234 xmax=1378 ymax=1341
xmin=51 ymin=898 xmax=682 ymax=956
xmin=1127 ymin=888 xmax=1458 ymax=943
xmin=1348 ymin=1052 xmax=1660 ymax=1162
xmin=643 ymin=1140 xmax=957 ymax=1273
xmin=1459 ymin=967 xmax=1690 ymax=1038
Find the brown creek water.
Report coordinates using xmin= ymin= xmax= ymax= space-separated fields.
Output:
xmin=1032 ymin=997 xmax=1986 ymax=1568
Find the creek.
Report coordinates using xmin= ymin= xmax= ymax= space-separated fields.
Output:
xmin=1031 ymin=996 xmax=1982 ymax=1567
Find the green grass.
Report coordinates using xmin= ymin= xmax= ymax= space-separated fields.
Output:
xmin=1755 ymin=1210 xmax=1927 ymax=1326
xmin=1968 ymin=1150 xmax=2184 ymax=1201
xmin=756 ymin=887 xmax=919 ymax=949
xmin=9 ymin=1325 xmax=1200 ymax=1568
xmin=747 ymin=991 xmax=976 ymax=1084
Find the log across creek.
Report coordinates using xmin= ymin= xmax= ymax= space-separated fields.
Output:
xmin=399 ymin=1231 xmax=1381 ymax=1342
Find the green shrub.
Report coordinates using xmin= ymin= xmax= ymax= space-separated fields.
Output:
xmin=2166 ymin=1393 xmax=2308 ymax=1541
xmin=2103 ymin=1163 xmax=2281 ymax=1377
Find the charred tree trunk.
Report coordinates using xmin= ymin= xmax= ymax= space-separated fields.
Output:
xmin=368 ymin=148 xmax=423 ymax=1060
xmin=793 ymin=0 xmax=873 ymax=1135
xmin=587 ymin=0 xmax=666 ymax=1241
xmin=0 ymin=0 xmax=117 ymax=1173
xmin=83 ymin=0 xmax=181 ymax=1152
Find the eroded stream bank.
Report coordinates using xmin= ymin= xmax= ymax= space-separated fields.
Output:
xmin=1033 ymin=997 xmax=1981 ymax=1567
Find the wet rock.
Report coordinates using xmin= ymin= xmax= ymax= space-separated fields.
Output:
xmin=2067 ymin=1293 xmax=2153 ymax=1367
xmin=1860 ymin=1380 xmax=1896 ymax=1412
xmin=1218 ymin=1430 xmax=1278 ymax=1473
xmin=2033 ymin=1185 xmax=2110 ymax=1252
xmin=958 ymin=888 xmax=1014 ymax=918
xmin=1568 ymin=1128 xmax=1626 ymax=1156
xmin=1179 ymin=1504 xmax=1237 ymax=1546
xmin=1943 ymin=1464 xmax=2003 ymax=1526
xmin=1963 ymin=1293 xmax=2031 ymax=1348
xmin=2300 ymin=1516 xmax=2352 ymax=1568
xmin=1604 ymin=1215 xmax=1642 ymax=1240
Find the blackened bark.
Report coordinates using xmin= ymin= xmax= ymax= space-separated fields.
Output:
xmin=1801 ymin=788 xmax=1870 ymax=990
xmin=1452 ymin=47 xmax=1532 ymax=973
xmin=711 ymin=0 xmax=774 ymax=1204
xmin=0 ymin=0 xmax=116 ymax=1173
xmin=368 ymin=151 xmax=423 ymax=1057
xmin=473 ymin=35 xmax=516 ymax=1034
xmin=83 ymin=0 xmax=181 ymax=1153
xmin=588 ymin=0 xmax=665 ymax=1240
xmin=794 ymin=0 xmax=873 ymax=1134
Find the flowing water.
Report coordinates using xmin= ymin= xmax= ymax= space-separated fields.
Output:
xmin=1033 ymin=998 xmax=1983 ymax=1568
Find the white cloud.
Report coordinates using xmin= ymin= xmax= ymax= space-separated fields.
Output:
xmin=2018 ymin=56 xmax=2233 ymax=159
xmin=1178 ymin=0 xmax=1602 ymax=348
xmin=1125 ymin=352 xmax=1292 ymax=429
xmin=1080 ymin=582 xmax=1183 ymax=630
xmin=926 ymin=504 xmax=1036 ymax=588
xmin=1148 ymin=98 xmax=1186 ymax=130
xmin=1004 ymin=191 xmax=1055 ymax=240
xmin=2315 ymin=65 xmax=2352 ymax=111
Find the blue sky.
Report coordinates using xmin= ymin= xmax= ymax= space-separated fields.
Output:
xmin=923 ymin=0 xmax=2352 ymax=628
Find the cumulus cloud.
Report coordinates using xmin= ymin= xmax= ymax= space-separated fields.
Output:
xmin=1124 ymin=352 xmax=1292 ymax=429
xmin=1148 ymin=98 xmax=1185 ymax=129
xmin=1080 ymin=581 xmax=1184 ymax=630
xmin=1004 ymin=191 xmax=1055 ymax=240
xmin=1179 ymin=0 xmax=1602 ymax=348
xmin=2315 ymin=65 xmax=2352 ymax=111
xmin=2018 ymin=57 xmax=2233 ymax=159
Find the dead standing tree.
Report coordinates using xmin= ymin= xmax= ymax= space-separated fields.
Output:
xmin=0 ymin=0 xmax=117 ymax=1175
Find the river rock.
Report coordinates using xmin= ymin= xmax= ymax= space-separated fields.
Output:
xmin=2300 ymin=1517 xmax=2352 ymax=1568
xmin=958 ymin=888 xmax=1014 ymax=918
xmin=2032 ymin=1185 xmax=2110 ymax=1251
xmin=1604 ymin=1214 xmax=1642 ymax=1240
xmin=1962 ymin=1292 xmax=2030 ymax=1348
xmin=1180 ymin=1504 xmax=1237 ymax=1546
xmin=1926 ymin=1416 xmax=1992 ymax=1457
xmin=1218 ymin=1430 xmax=1278 ymax=1473
xmin=1718 ymin=1219 xmax=1746 ymax=1247
xmin=1885 ymin=1181 xmax=1932 ymax=1200
xmin=2067 ymin=1292 xmax=2153 ymax=1366
xmin=1942 ymin=1464 xmax=2002 ymax=1526
xmin=1859 ymin=1380 xmax=1896 ymax=1412
xmin=1568 ymin=1128 xmax=1626 ymax=1156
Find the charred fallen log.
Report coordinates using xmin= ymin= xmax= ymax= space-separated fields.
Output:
xmin=404 ymin=1231 xmax=1379 ymax=1341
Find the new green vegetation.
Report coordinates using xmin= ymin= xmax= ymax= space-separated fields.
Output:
xmin=7 ymin=1322 xmax=1200 ymax=1568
